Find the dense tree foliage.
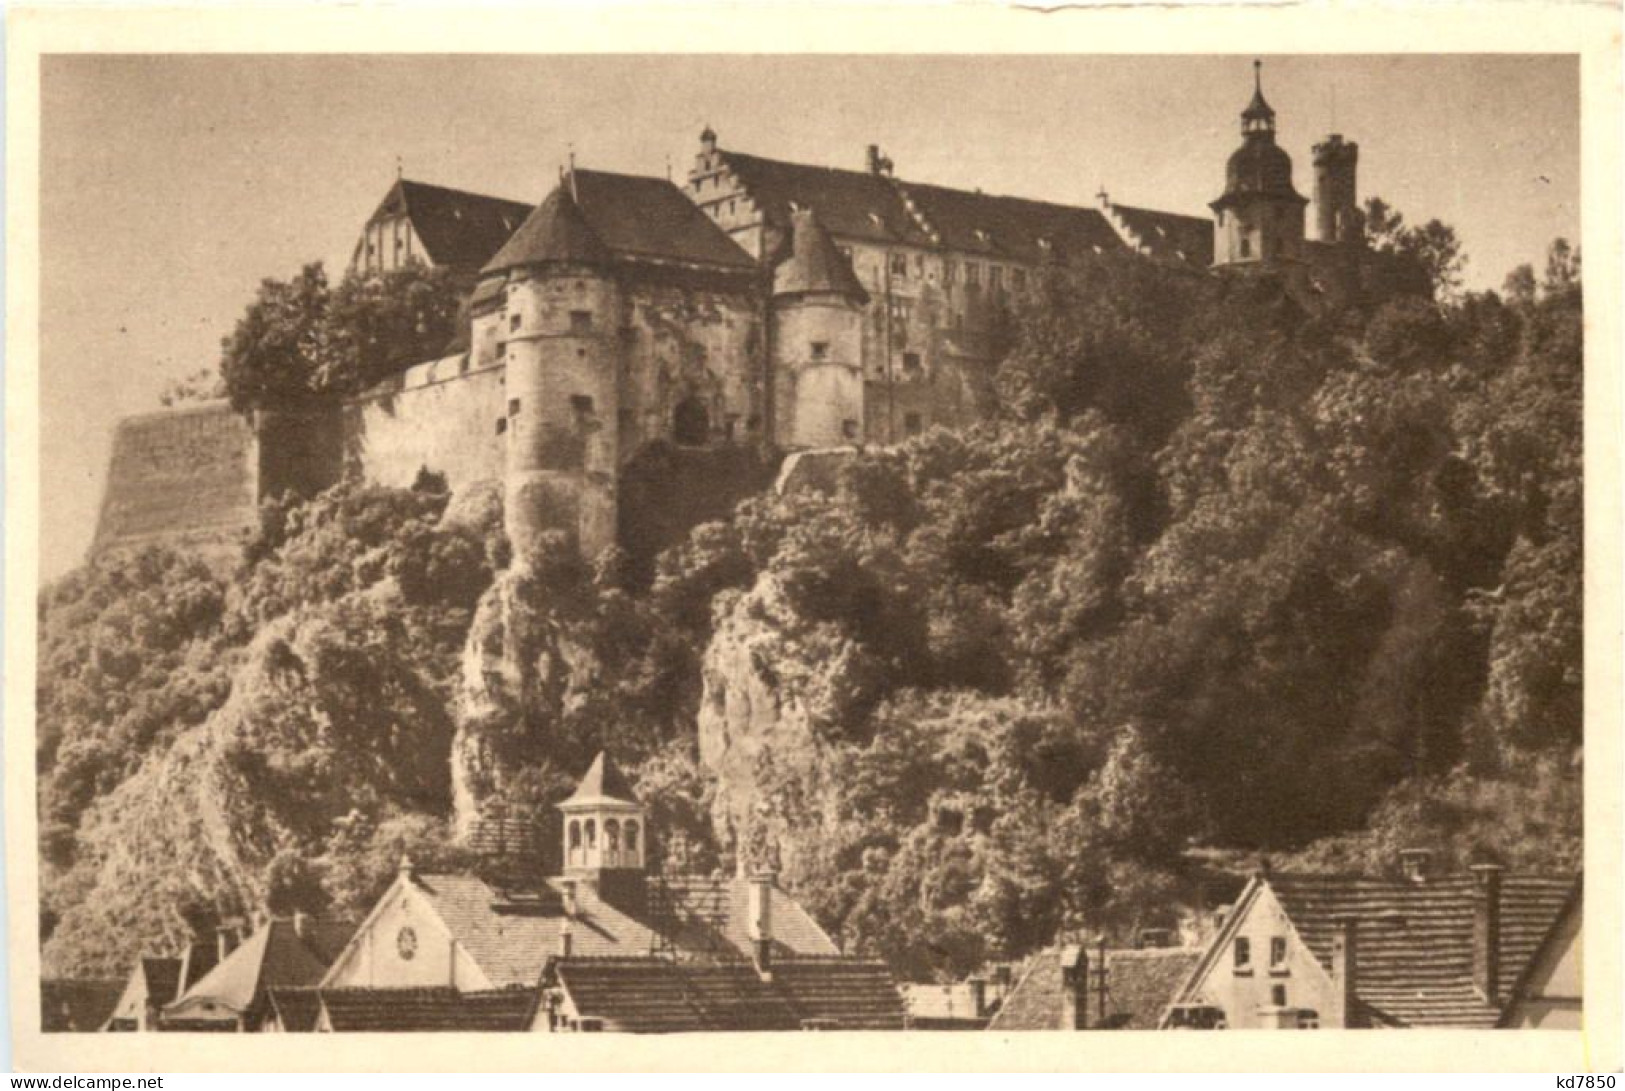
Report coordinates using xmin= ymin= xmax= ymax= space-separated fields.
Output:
xmin=219 ymin=259 xmax=461 ymax=411
xmin=42 ymin=217 xmax=1581 ymax=982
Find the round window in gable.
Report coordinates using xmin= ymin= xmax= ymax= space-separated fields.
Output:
xmin=397 ymin=925 xmax=419 ymax=961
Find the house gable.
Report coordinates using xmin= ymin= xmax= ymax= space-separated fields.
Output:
xmin=319 ymin=874 xmax=491 ymax=991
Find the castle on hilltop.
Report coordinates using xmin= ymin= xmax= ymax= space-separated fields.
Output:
xmin=92 ymin=63 xmax=1385 ymax=570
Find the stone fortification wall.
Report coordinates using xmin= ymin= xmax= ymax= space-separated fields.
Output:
xmin=92 ymin=401 xmax=259 ymax=560
xmin=344 ymin=353 xmax=506 ymax=495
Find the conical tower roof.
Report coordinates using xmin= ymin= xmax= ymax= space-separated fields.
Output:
xmin=773 ymin=208 xmax=869 ymax=303
xmin=482 ymin=180 xmax=611 ymax=275
xmin=562 ymin=752 xmax=639 ymax=808
xmin=1241 ymin=60 xmax=1276 ymax=128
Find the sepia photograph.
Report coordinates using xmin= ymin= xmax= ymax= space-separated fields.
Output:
xmin=5 ymin=6 xmax=1620 ymax=1073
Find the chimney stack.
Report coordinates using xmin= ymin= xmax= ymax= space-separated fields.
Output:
xmin=749 ymin=872 xmax=775 ymax=979
xmin=1059 ymin=946 xmax=1089 ymax=1030
xmin=561 ymin=878 xmax=579 ymax=920
xmin=1329 ymin=916 xmax=1359 ymax=1028
xmin=216 ymin=922 xmax=239 ymax=963
xmin=1470 ymin=863 xmax=1504 ymax=1004
xmin=1399 ymin=848 xmax=1432 ymax=883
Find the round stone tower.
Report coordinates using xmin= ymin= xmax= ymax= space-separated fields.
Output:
xmin=481 ymin=179 xmax=621 ymax=565
xmin=770 ymin=208 xmax=871 ymax=448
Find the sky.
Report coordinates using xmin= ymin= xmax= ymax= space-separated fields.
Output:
xmin=39 ymin=54 xmax=1579 ymax=579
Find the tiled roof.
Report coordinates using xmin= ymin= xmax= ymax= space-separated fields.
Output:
xmin=168 ymin=919 xmax=347 ymax=1019
xmin=1108 ymin=204 xmax=1215 ymax=267
xmin=486 ymin=170 xmax=756 ymax=276
xmin=988 ymin=947 xmax=1200 ymax=1031
xmin=266 ymin=986 xmax=324 ymax=1033
xmin=317 ymin=987 xmax=539 ymax=1032
xmin=40 ymin=979 xmax=123 ymax=1032
xmin=717 ymin=151 xmax=932 ymax=247
xmin=893 ymin=181 xmax=1126 ymax=265
xmin=1268 ymin=872 xmax=1578 ymax=1028
xmin=554 ymin=956 xmax=904 ymax=1032
xmin=375 ymin=179 xmax=532 ymax=272
xmin=774 ymin=209 xmax=869 ymax=302
xmin=412 ymin=872 xmax=839 ymax=989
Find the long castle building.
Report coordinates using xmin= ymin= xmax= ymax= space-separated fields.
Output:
xmin=92 ymin=65 xmax=1383 ymax=569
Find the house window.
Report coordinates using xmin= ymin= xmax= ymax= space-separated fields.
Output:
xmin=1234 ymin=937 xmax=1251 ymax=972
xmin=1271 ymin=985 xmax=1288 ymax=1008
xmin=1270 ymin=937 xmax=1288 ymax=971
xmin=605 ymin=818 xmax=621 ymax=854
xmin=943 ymin=262 xmax=956 ymax=286
xmin=810 ymin=341 xmax=829 ymax=362
xmin=889 ymin=252 xmax=908 ymax=277
xmin=496 ymin=341 xmax=506 ymax=359
xmin=571 ymin=394 xmax=594 ymax=415
xmin=1240 ymin=237 xmax=1252 ymax=259
xmin=965 ymin=263 xmax=981 ymax=286
xmin=904 ymin=412 xmax=923 ymax=436
xmin=584 ymin=819 xmax=596 ymax=849
xmin=570 ymin=310 xmax=593 ymax=334
xmin=510 ymin=313 xmax=522 ymax=332
xmin=624 ymin=821 xmax=638 ymax=854
xmin=902 ymin=352 xmax=922 ymax=376
xmin=990 ymin=265 xmax=1004 ymax=290
xmin=508 ymin=398 xmax=521 ymax=417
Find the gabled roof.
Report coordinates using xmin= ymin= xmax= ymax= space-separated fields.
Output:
xmin=554 ymin=956 xmax=905 ymax=1032
xmin=266 ymin=986 xmax=324 ymax=1033
xmin=716 ymin=150 xmax=932 ymax=247
xmin=317 ymin=986 xmax=539 ymax=1032
xmin=408 ymin=872 xmax=839 ymax=988
xmin=39 ymin=979 xmax=123 ymax=1032
xmin=774 ymin=209 xmax=869 ymax=302
xmin=891 ymin=180 xmax=1126 ymax=266
xmin=988 ymin=947 xmax=1200 ymax=1031
xmin=484 ymin=170 xmax=755 ymax=276
xmin=167 ymin=919 xmax=345 ymax=1020
xmin=563 ymin=751 xmax=639 ymax=808
xmin=370 ymin=179 xmax=533 ymax=271
xmin=1266 ymin=871 xmax=1577 ymax=1028
xmin=1107 ymin=204 xmax=1216 ymax=267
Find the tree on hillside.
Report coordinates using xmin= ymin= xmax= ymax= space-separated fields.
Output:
xmin=1364 ymin=196 xmax=1467 ymax=302
xmin=219 ymin=259 xmax=460 ymax=412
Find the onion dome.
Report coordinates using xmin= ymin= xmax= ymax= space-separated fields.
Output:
xmin=1212 ymin=61 xmax=1306 ymax=210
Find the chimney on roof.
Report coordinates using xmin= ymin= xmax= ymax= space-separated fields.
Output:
xmin=559 ymin=917 xmax=574 ymax=960
xmin=749 ymin=872 xmax=775 ymax=980
xmin=1329 ymin=915 xmax=1359 ymax=1029
xmin=1399 ymin=848 xmax=1432 ymax=883
xmin=865 ymin=145 xmax=894 ymax=177
xmin=216 ymin=921 xmax=241 ymax=964
xmin=1471 ymin=862 xmax=1504 ymax=1004
xmin=561 ymin=878 xmax=579 ymax=920
xmin=1059 ymin=946 xmax=1089 ymax=1030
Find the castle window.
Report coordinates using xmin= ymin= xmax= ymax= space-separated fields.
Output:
xmin=1234 ymin=937 xmax=1252 ymax=973
xmin=841 ymin=419 xmax=858 ymax=441
xmin=943 ymin=262 xmax=956 ymax=286
xmin=495 ymin=417 xmax=507 ymax=435
xmin=990 ymin=266 xmax=1004 ymax=290
xmin=605 ymin=819 xmax=621 ymax=855
xmin=510 ymin=313 xmax=522 ymax=332
xmin=571 ymin=394 xmax=594 ymax=416
xmin=584 ymin=819 xmax=597 ymax=849
xmin=810 ymin=341 xmax=829 ymax=362
xmin=570 ymin=310 xmax=593 ymax=334
xmin=674 ymin=397 xmax=710 ymax=446
xmin=889 ymin=252 xmax=908 ymax=278
xmin=624 ymin=822 xmax=638 ymax=854
xmin=904 ymin=412 xmax=923 ymax=436
xmin=568 ymin=820 xmax=582 ymax=865
xmin=508 ymin=398 xmax=521 ymax=417
xmin=965 ymin=263 xmax=981 ymax=286
xmin=902 ymin=352 xmax=922 ymax=376
xmin=1240 ymin=237 xmax=1252 ymax=259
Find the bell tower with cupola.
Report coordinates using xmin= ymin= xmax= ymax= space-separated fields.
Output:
xmin=1210 ymin=61 xmax=1309 ymax=268
xmin=558 ymin=752 xmax=646 ymax=882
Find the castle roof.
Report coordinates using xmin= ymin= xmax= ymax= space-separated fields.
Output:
xmin=484 ymin=169 xmax=755 ymax=276
xmin=717 ymin=150 xmax=933 ymax=247
xmin=369 ymin=178 xmax=533 ymax=272
xmin=898 ymin=179 xmax=1126 ymax=265
xmin=773 ymin=209 xmax=868 ymax=301
xmin=552 ymin=956 xmax=906 ymax=1032
xmin=1214 ymin=135 xmax=1306 ymax=208
xmin=562 ymin=751 xmax=639 ymax=808
xmin=1106 ymin=203 xmax=1216 ymax=266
